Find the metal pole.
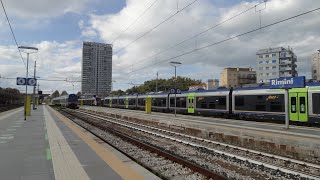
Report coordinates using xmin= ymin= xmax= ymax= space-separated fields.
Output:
xmin=33 ymin=61 xmax=36 ymax=110
xmin=285 ymin=88 xmax=289 ymax=129
xmin=24 ymin=53 xmax=29 ymax=121
xmin=174 ymin=66 xmax=177 ymax=117
xmin=156 ymin=72 xmax=158 ymax=92
xmin=37 ymin=82 xmax=40 ymax=104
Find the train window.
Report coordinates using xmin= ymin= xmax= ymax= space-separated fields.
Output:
xmin=112 ymin=99 xmax=117 ymax=104
xmin=291 ymin=97 xmax=296 ymax=113
xmin=235 ymin=95 xmax=284 ymax=112
xmin=299 ymin=97 xmax=306 ymax=113
xmin=235 ymin=96 xmax=244 ymax=106
xmin=312 ymin=93 xmax=320 ymax=114
xmin=177 ymin=97 xmax=186 ymax=108
xmin=105 ymin=99 xmax=110 ymax=104
xmin=119 ymin=99 xmax=125 ymax=105
xmin=170 ymin=98 xmax=175 ymax=107
xmin=138 ymin=98 xmax=145 ymax=106
xmin=196 ymin=96 xmax=226 ymax=110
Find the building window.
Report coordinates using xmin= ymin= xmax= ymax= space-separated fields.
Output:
xmin=259 ymin=61 xmax=263 ymax=64
xmin=265 ymin=60 xmax=269 ymax=64
xmin=272 ymin=60 xmax=277 ymax=63
xmin=259 ymin=67 xmax=263 ymax=70
xmin=265 ymin=67 xmax=269 ymax=70
xmin=266 ymin=73 xmax=269 ymax=76
xmin=280 ymin=52 xmax=286 ymax=57
xmin=259 ymin=73 xmax=263 ymax=76
xmin=272 ymin=54 xmax=276 ymax=57
xmin=272 ymin=66 xmax=276 ymax=69
xmin=272 ymin=72 xmax=276 ymax=75
xmin=314 ymin=70 xmax=317 ymax=73
xmin=259 ymin=55 xmax=263 ymax=58
xmin=265 ymin=55 xmax=269 ymax=58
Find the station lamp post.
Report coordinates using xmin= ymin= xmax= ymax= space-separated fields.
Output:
xmin=169 ymin=61 xmax=182 ymax=117
xmin=18 ymin=46 xmax=38 ymax=121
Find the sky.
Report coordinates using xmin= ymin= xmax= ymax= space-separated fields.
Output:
xmin=0 ymin=0 xmax=320 ymax=95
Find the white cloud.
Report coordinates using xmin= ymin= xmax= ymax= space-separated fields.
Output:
xmin=0 ymin=41 xmax=82 ymax=94
xmin=82 ymin=0 xmax=320 ymax=90
xmin=2 ymin=0 xmax=90 ymax=19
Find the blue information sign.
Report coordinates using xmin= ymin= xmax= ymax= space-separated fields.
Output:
xmin=270 ymin=76 xmax=305 ymax=89
xmin=170 ymin=88 xmax=181 ymax=94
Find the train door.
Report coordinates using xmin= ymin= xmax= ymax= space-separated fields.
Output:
xmin=188 ymin=94 xmax=195 ymax=113
xmin=289 ymin=88 xmax=308 ymax=122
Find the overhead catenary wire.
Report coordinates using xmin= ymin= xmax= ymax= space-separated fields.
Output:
xmin=114 ymin=7 xmax=320 ymax=80
xmin=132 ymin=1 xmax=267 ymax=68
xmin=0 ymin=0 xmax=26 ymax=69
xmin=113 ymin=0 xmax=199 ymax=55
xmin=112 ymin=0 xmax=159 ymax=44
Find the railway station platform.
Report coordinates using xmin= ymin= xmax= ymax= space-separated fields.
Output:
xmin=81 ymin=106 xmax=320 ymax=163
xmin=0 ymin=106 xmax=158 ymax=180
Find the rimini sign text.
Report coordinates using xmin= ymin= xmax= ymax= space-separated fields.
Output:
xmin=270 ymin=76 xmax=305 ymax=89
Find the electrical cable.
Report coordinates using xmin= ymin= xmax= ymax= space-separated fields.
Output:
xmin=0 ymin=0 xmax=26 ymax=69
xmin=112 ymin=0 xmax=159 ymax=44
xmin=114 ymin=7 xmax=320 ymax=80
xmin=132 ymin=1 xmax=267 ymax=68
xmin=113 ymin=0 xmax=199 ymax=55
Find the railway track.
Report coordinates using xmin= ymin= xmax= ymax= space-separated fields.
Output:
xmin=74 ymin=108 xmax=320 ymax=180
xmin=56 ymin=108 xmax=226 ymax=180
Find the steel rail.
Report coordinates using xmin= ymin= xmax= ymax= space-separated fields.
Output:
xmin=59 ymin=108 xmax=227 ymax=180
xmin=76 ymin=109 xmax=320 ymax=180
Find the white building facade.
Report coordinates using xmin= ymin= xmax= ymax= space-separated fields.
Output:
xmin=81 ymin=42 xmax=112 ymax=96
xmin=206 ymin=79 xmax=219 ymax=90
xmin=256 ymin=47 xmax=298 ymax=83
xmin=311 ymin=51 xmax=320 ymax=81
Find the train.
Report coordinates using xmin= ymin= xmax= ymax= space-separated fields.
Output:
xmin=78 ymin=96 xmax=102 ymax=106
xmin=51 ymin=94 xmax=79 ymax=109
xmin=82 ymin=82 xmax=320 ymax=125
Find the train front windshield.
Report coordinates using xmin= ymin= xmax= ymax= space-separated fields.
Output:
xmin=68 ymin=95 xmax=78 ymax=102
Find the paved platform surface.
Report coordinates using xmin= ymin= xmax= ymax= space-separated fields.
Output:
xmin=0 ymin=106 xmax=157 ymax=180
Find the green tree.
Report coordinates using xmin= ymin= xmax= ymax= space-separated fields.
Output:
xmin=51 ymin=90 xmax=60 ymax=98
xmin=111 ymin=89 xmax=125 ymax=95
xmin=124 ymin=76 xmax=202 ymax=94
xmin=61 ymin=91 xmax=68 ymax=96
xmin=76 ymin=92 xmax=81 ymax=96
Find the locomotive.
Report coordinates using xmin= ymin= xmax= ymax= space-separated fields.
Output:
xmin=51 ymin=94 xmax=79 ymax=109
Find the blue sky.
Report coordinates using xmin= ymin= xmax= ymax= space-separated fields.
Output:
xmin=0 ymin=0 xmax=320 ymax=94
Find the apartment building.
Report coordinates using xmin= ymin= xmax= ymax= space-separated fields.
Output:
xmin=81 ymin=42 xmax=112 ymax=96
xmin=256 ymin=47 xmax=297 ymax=83
xmin=220 ymin=68 xmax=256 ymax=88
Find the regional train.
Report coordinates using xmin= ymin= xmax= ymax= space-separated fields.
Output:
xmin=78 ymin=82 xmax=320 ymax=125
xmin=51 ymin=94 xmax=79 ymax=109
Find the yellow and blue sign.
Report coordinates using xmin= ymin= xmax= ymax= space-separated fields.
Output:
xmin=270 ymin=76 xmax=305 ymax=89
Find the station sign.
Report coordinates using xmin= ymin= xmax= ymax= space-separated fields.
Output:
xmin=16 ymin=77 xmax=37 ymax=86
xmin=170 ymin=88 xmax=181 ymax=94
xmin=270 ymin=76 xmax=305 ymax=89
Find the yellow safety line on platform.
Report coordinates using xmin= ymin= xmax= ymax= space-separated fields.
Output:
xmin=48 ymin=106 xmax=145 ymax=180
xmin=44 ymin=106 xmax=90 ymax=180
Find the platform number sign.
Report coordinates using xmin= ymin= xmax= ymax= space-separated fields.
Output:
xmin=16 ymin=77 xmax=37 ymax=86
xmin=170 ymin=88 xmax=181 ymax=94
xmin=27 ymin=78 xmax=37 ymax=86
xmin=16 ymin=77 xmax=26 ymax=85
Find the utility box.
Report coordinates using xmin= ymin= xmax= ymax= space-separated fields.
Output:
xmin=145 ymin=96 xmax=151 ymax=114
